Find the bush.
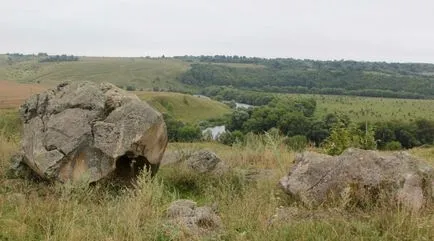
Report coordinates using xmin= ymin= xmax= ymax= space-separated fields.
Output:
xmin=323 ymin=123 xmax=377 ymax=155
xmin=126 ymin=85 xmax=136 ymax=91
xmin=285 ymin=135 xmax=308 ymax=151
xmin=218 ymin=130 xmax=244 ymax=145
xmin=322 ymin=124 xmax=353 ymax=155
xmin=384 ymin=141 xmax=402 ymax=150
xmin=176 ymin=124 xmax=202 ymax=142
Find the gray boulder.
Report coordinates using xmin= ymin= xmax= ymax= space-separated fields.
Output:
xmin=279 ymin=148 xmax=434 ymax=211
xmin=185 ymin=150 xmax=224 ymax=173
xmin=165 ymin=199 xmax=222 ymax=236
xmin=18 ymin=81 xmax=168 ymax=183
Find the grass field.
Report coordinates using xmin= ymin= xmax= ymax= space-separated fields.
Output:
xmin=137 ymin=91 xmax=232 ymax=123
xmin=285 ymin=94 xmax=434 ymax=122
xmin=0 ymin=55 xmax=191 ymax=91
xmin=0 ymin=123 xmax=433 ymax=240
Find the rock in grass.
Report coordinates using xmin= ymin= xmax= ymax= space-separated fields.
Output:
xmin=279 ymin=148 xmax=434 ymax=211
xmin=185 ymin=150 xmax=225 ymax=173
xmin=17 ymin=81 xmax=168 ymax=183
xmin=165 ymin=199 xmax=222 ymax=236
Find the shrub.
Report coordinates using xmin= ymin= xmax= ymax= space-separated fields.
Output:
xmin=126 ymin=85 xmax=136 ymax=91
xmin=176 ymin=124 xmax=202 ymax=142
xmin=285 ymin=135 xmax=308 ymax=152
xmin=323 ymin=123 xmax=377 ymax=155
xmin=218 ymin=130 xmax=244 ymax=146
xmin=384 ymin=141 xmax=402 ymax=150
xmin=322 ymin=123 xmax=353 ymax=155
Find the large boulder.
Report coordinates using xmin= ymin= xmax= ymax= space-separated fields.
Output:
xmin=18 ymin=81 xmax=168 ymax=183
xmin=279 ymin=148 xmax=434 ymax=211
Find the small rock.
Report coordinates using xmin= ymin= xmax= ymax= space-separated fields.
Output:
xmin=166 ymin=199 xmax=197 ymax=217
xmin=7 ymin=153 xmax=39 ymax=180
xmin=161 ymin=150 xmax=184 ymax=166
xmin=165 ymin=199 xmax=222 ymax=236
xmin=185 ymin=150 xmax=223 ymax=173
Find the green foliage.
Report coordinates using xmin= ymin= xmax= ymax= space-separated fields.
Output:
xmin=176 ymin=124 xmax=202 ymax=142
xmin=227 ymin=109 xmax=250 ymax=131
xmin=125 ymin=85 xmax=136 ymax=91
xmin=39 ymin=54 xmax=79 ymax=62
xmin=285 ymin=135 xmax=308 ymax=151
xmin=415 ymin=119 xmax=434 ymax=144
xmin=374 ymin=120 xmax=422 ymax=149
xmin=278 ymin=113 xmax=311 ymax=137
xmin=163 ymin=113 xmax=184 ymax=141
xmin=223 ymin=100 xmax=236 ymax=109
xmin=201 ymin=86 xmax=275 ymax=105
xmin=224 ymin=97 xmax=317 ymax=137
xmin=323 ymin=122 xmax=377 ymax=155
xmin=163 ymin=113 xmax=201 ymax=142
xmin=218 ymin=130 xmax=244 ymax=146
xmin=384 ymin=141 xmax=402 ymax=150
xmin=179 ymin=57 xmax=434 ymax=99
xmin=323 ymin=123 xmax=354 ymax=155
xmin=356 ymin=123 xmax=377 ymax=150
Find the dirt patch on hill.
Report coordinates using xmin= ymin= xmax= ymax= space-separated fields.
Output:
xmin=0 ymin=81 xmax=48 ymax=108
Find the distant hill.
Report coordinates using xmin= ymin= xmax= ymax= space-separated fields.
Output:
xmin=0 ymin=55 xmax=190 ymax=92
xmin=178 ymin=56 xmax=434 ymax=99
xmin=2 ymin=54 xmax=434 ymax=99
xmin=137 ymin=91 xmax=232 ymax=123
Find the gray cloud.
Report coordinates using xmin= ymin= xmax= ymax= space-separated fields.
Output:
xmin=1 ymin=0 xmax=434 ymax=62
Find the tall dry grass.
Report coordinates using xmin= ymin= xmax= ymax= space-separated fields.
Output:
xmin=0 ymin=125 xmax=433 ymax=240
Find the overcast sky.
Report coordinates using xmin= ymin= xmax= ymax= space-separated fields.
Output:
xmin=2 ymin=0 xmax=434 ymax=62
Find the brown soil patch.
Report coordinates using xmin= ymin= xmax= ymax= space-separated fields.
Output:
xmin=0 ymin=81 xmax=48 ymax=109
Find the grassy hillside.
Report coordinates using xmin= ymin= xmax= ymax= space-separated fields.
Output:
xmin=137 ymin=91 xmax=232 ymax=123
xmin=0 ymin=55 xmax=190 ymax=91
xmin=286 ymin=94 xmax=434 ymax=122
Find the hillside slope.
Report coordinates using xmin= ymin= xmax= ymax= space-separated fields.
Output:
xmin=0 ymin=55 xmax=190 ymax=91
xmin=137 ymin=91 xmax=232 ymax=123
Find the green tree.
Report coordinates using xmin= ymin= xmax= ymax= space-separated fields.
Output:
xmin=176 ymin=124 xmax=201 ymax=142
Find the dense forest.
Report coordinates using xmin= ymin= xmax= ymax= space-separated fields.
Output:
xmin=177 ymin=56 xmax=434 ymax=99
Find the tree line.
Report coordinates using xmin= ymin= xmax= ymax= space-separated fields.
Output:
xmin=200 ymin=86 xmax=274 ymax=105
xmin=179 ymin=60 xmax=434 ymax=99
xmin=5 ymin=53 xmax=79 ymax=63
xmin=39 ymin=54 xmax=79 ymax=62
